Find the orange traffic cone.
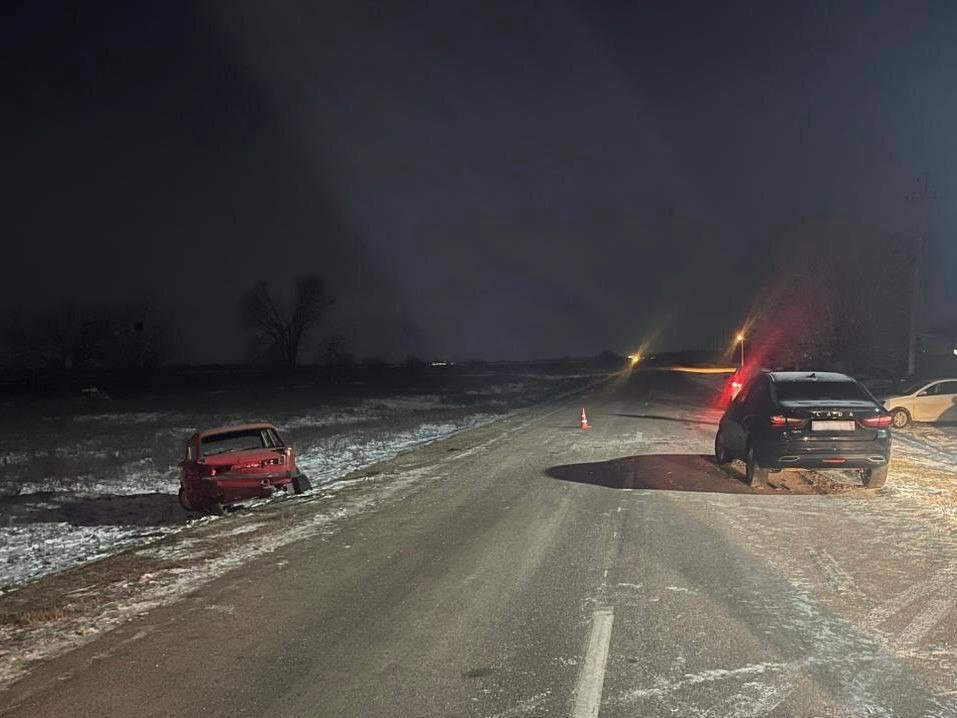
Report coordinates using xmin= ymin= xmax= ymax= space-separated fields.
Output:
xmin=580 ymin=407 xmax=591 ymax=430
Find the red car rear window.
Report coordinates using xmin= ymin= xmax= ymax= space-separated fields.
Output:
xmin=201 ymin=429 xmax=267 ymax=456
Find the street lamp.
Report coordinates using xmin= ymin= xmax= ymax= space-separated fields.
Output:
xmin=736 ymin=332 xmax=746 ymax=368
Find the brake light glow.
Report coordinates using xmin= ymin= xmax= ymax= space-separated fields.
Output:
xmin=727 ymin=379 xmax=744 ymax=402
xmin=770 ymin=415 xmax=807 ymax=428
xmin=860 ymin=415 xmax=893 ymax=429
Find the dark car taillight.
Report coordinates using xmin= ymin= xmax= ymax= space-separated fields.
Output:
xmin=770 ymin=415 xmax=808 ymax=429
xmin=860 ymin=415 xmax=892 ymax=429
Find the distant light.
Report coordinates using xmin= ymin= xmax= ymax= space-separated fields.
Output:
xmin=431 ymin=361 xmax=448 ymax=367
xmin=736 ymin=333 xmax=745 ymax=343
xmin=627 ymin=353 xmax=641 ymax=364
xmin=953 ymin=348 xmax=957 ymax=356
xmin=670 ymin=366 xmax=736 ymax=374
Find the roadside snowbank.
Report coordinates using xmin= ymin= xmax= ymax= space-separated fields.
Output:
xmin=0 ymin=414 xmax=494 ymax=592
xmin=0 ymin=372 xmax=598 ymax=592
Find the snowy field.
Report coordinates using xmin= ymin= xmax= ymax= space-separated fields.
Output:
xmin=0 ymin=369 xmax=606 ymax=592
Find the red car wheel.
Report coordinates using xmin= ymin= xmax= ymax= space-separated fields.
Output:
xmin=178 ymin=486 xmax=194 ymax=511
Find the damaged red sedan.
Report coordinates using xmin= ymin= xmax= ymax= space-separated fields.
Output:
xmin=178 ymin=423 xmax=311 ymax=514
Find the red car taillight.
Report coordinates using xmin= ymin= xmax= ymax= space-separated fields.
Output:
xmin=261 ymin=457 xmax=282 ymax=467
xmin=770 ymin=415 xmax=807 ymax=429
xmin=860 ymin=415 xmax=892 ymax=429
xmin=198 ymin=464 xmax=217 ymax=477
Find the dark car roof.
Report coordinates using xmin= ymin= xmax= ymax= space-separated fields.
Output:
xmin=766 ymin=371 xmax=854 ymax=383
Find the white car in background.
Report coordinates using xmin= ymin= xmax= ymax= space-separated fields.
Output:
xmin=883 ymin=379 xmax=957 ymax=428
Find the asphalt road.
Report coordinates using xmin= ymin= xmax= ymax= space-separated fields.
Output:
xmin=3 ymin=370 xmax=956 ymax=717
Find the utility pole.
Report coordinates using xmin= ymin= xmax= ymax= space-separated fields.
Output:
xmin=907 ymin=234 xmax=924 ymax=376
xmin=905 ymin=175 xmax=936 ymax=376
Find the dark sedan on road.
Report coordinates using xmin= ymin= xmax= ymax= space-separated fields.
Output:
xmin=715 ymin=371 xmax=892 ymax=488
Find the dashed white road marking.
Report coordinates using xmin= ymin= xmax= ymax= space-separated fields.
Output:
xmin=572 ymin=607 xmax=615 ymax=718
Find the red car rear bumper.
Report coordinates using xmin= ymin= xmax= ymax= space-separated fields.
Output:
xmin=185 ymin=472 xmax=295 ymax=508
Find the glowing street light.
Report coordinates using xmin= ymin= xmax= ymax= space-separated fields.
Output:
xmin=735 ymin=332 xmax=746 ymax=368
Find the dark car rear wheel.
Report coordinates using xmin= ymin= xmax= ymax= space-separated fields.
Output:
xmin=208 ymin=502 xmax=227 ymax=516
xmin=890 ymin=408 xmax=911 ymax=429
xmin=862 ymin=466 xmax=888 ymax=489
xmin=714 ymin=432 xmax=731 ymax=464
xmin=178 ymin=486 xmax=194 ymax=511
xmin=292 ymin=473 xmax=312 ymax=494
xmin=745 ymin=445 xmax=768 ymax=487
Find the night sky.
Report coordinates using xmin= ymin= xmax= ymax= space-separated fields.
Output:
xmin=4 ymin=1 xmax=956 ymax=363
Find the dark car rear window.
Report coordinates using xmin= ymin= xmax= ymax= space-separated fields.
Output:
xmin=774 ymin=381 xmax=869 ymax=401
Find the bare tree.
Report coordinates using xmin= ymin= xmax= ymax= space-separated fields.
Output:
xmin=240 ymin=275 xmax=333 ymax=368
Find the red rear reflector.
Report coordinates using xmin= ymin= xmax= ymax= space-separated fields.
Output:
xmin=860 ymin=415 xmax=892 ymax=429
xmin=770 ymin=416 xmax=807 ymax=428
xmin=822 ymin=458 xmax=846 ymax=464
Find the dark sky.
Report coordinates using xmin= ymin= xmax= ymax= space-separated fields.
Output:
xmin=4 ymin=1 xmax=956 ymax=362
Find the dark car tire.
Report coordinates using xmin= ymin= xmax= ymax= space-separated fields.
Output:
xmin=862 ymin=466 xmax=888 ymax=489
xmin=178 ymin=486 xmax=194 ymax=511
xmin=745 ymin=444 xmax=768 ymax=487
xmin=890 ymin=408 xmax=911 ymax=429
xmin=714 ymin=432 xmax=731 ymax=464
xmin=292 ymin=473 xmax=313 ymax=494
xmin=209 ymin=502 xmax=227 ymax=516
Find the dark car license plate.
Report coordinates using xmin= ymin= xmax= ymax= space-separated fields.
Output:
xmin=811 ymin=420 xmax=855 ymax=431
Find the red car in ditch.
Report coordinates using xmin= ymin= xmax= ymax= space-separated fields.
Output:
xmin=178 ymin=423 xmax=311 ymax=514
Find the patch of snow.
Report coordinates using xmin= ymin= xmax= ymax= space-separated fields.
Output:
xmin=0 ymin=521 xmax=181 ymax=591
xmin=892 ymin=425 xmax=957 ymax=471
xmin=276 ymin=412 xmax=370 ymax=430
xmin=362 ymin=394 xmax=449 ymax=411
xmin=296 ymin=416 xmax=496 ymax=485
xmin=222 ymin=522 xmax=267 ymax=537
xmin=0 ymin=465 xmax=442 ymax=689
xmin=665 ymin=585 xmax=698 ymax=595
xmin=0 ymin=413 xmax=496 ymax=591
xmin=73 ymin=412 xmax=178 ymax=424
xmin=0 ymin=372 xmax=593 ymax=593
xmin=464 ymin=382 xmax=526 ymax=395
